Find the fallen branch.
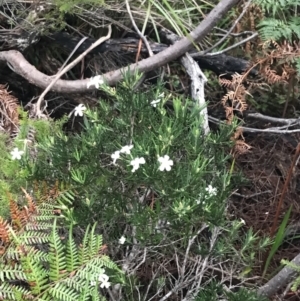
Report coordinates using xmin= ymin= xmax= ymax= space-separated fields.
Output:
xmin=0 ymin=0 xmax=239 ymax=93
xmin=162 ymin=28 xmax=210 ymax=134
xmin=208 ymin=116 xmax=300 ymax=134
xmin=35 ymin=25 xmax=112 ymax=117
xmin=257 ymin=253 xmax=300 ymax=298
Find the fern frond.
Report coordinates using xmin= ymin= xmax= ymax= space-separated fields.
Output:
xmin=258 ymin=19 xmax=292 ymax=41
xmin=9 ymin=199 xmax=23 ymax=230
xmin=0 ymin=282 xmax=33 ymax=300
xmin=0 ymin=189 xmax=122 ymax=301
xmin=20 ymin=249 xmax=48 ymax=294
xmin=88 ymin=223 xmax=103 ymax=258
xmin=91 ymin=285 xmax=102 ymax=301
xmin=25 ymin=221 xmax=53 ymax=231
xmin=21 ymin=187 xmax=36 ymax=214
xmin=0 ymin=263 xmax=26 ymax=281
xmin=48 ymin=219 xmax=67 ymax=281
xmin=48 ymin=283 xmax=78 ymax=301
xmin=79 ymin=224 xmax=91 ymax=265
xmin=91 ymin=255 xmax=120 ymax=271
xmin=65 ymin=225 xmax=79 ymax=272
xmin=78 ymin=281 xmax=92 ymax=301
xmin=18 ymin=231 xmax=50 ymax=244
xmin=295 ymin=57 xmax=300 ymax=76
xmin=62 ymin=277 xmax=87 ymax=293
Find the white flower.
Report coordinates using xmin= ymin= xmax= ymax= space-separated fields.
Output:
xmin=150 ymin=93 xmax=164 ymax=107
xmin=99 ymin=274 xmax=111 ymax=288
xmin=130 ymin=157 xmax=146 ymax=172
xmin=111 ymin=151 xmax=120 ymax=164
xmin=87 ymin=75 xmax=104 ymax=88
xmin=10 ymin=148 xmax=24 ymax=160
xmin=119 ymin=236 xmax=126 ymax=244
xmin=158 ymin=155 xmax=173 ymax=171
xmin=74 ymin=104 xmax=86 ymax=117
xmin=90 ymin=280 xmax=96 ymax=286
xmin=120 ymin=145 xmax=133 ymax=155
xmin=240 ymin=218 xmax=246 ymax=225
xmin=205 ymin=185 xmax=217 ymax=197
xmin=150 ymin=99 xmax=161 ymax=107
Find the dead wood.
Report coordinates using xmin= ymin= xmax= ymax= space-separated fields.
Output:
xmin=0 ymin=0 xmax=240 ymax=93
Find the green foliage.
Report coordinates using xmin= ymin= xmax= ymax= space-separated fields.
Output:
xmin=31 ymin=72 xmax=238 ymax=243
xmin=195 ymin=282 xmax=268 ymax=301
xmin=0 ymin=111 xmax=66 ymax=218
xmin=0 ymin=211 xmax=124 ymax=301
xmin=53 ymin=0 xmax=105 ymax=14
xmin=224 ymin=288 xmax=269 ymax=301
xmin=263 ymin=205 xmax=292 ymax=277
xmin=0 ymin=72 xmax=271 ymax=299
xmin=256 ymin=0 xmax=300 ymax=42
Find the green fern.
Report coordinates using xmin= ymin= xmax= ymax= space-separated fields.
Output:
xmin=0 ymin=196 xmax=124 ymax=301
xmin=256 ymin=0 xmax=300 ymax=42
xmin=66 ymin=224 xmax=79 ymax=272
xmin=258 ymin=19 xmax=294 ymax=42
xmin=49 ymin=219 xmax=67 ymax=281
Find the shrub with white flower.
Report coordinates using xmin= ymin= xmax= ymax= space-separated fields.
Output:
xmin=24 ymin=74 xmax=258 ymax=301
xmin=111 ymin=150 xmax=121 ymax=165
xmin=10 ymin=148 xmax=24 ymax=160
xmin=119 ymin=235 xmax=126 ymax=244
xmin=90 ymin=270 xmax=111 ymax=289
xmin=87 ymin=75 xmax=104 ymax=89
xmin=158 ymin=155 xmax=173 ymax=171
xmin=99 ymin=273 xmax=111 ymax=288
xmin=74 ymin=104 xmax=86 ymax=117
xmin=120 ymin=145 xmax=133 ymax=155
xmin=150 ymin=92 xmax=164 ymax=107
xmin=205 ymin=185 xmax=218 ymax=198
xmin=130 ymin=157 xmax=145 ymax=172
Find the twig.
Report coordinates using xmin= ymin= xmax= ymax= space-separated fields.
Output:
xmin=58 ymin=36 xmax=88 ymax=73
xmin=35 ymin=25 xmax=112 ymax=117
xmin=200 ymin=0 xmax=253 ymax=55
xmin=162 ymin=28 xmax=209 ymax=134
xmin=208 ymin=116 xmax=300 ymax=133
xmin=269 ymin=143 xmax=300 ymax=238
xmin=247 ymin=112 xmax=300 ymax=125
xmin=233 ymin=190 xmax=272 ymax=199
xmin=201 ymin=32 xmax=258 ymax=56
xmin=125 ymin=0 xmax=153 ymax=57
xmin=258 ymin=253 xmax=300 ymax=297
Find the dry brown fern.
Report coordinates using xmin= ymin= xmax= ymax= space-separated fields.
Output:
xmin=219 ymin=73 xmax=252 ymax=156
xmin=230 ymin=127 xmax=252 ymax=156
xmin=0 ymin=84 xmax=20 ymax=135
xmin=220 ymin=73 xmax=248 ymax=124
xmin=233 ymin=1 xmax=263 ymax=57
xmin=0 ymin=182 xmax=68 ymax=257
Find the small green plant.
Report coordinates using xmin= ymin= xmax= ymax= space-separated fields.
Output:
xmin=263 ymin=206 xmax=292 ymax=277
xmin=0 ymin=72 xmax=271 ymax=299
xmin=195 ymin=281 xmax=269 ymax=301
xmin=53 ymin=0 xmax=105 ymax=14
xmin=0 ymin=189 xmax=125 ymax=301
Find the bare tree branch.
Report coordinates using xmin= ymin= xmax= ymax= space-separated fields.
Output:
xmin=0 ymin=0 xmax=239 ymax=93
xmin=35 ymin=25 xmax=112 ymax=117
xmin=257 ymin=253 xmax=300 ymax=298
